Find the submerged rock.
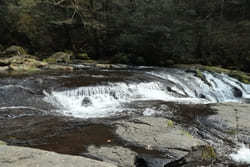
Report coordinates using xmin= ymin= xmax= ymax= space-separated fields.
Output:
xmin=0 ymin=145 xmax=117 ymax=167
xmin=81 ymin=97 xmax=92 ymax=107
xmin=232 ymin=87 xmax=243 ymax=98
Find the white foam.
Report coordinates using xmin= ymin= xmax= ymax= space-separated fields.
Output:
xmin=148 ymin=70 xmax=250 ymax=103
xmin=230 ymin=144 xmax=250 ymax=164
xmin=43 ymin=82 xmax=208 ymax=118
xmin=143 ymin=108 xmax=160 ymax=116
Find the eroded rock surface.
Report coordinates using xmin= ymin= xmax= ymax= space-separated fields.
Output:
xmin=0 ymin=145 xmax=117 ymax=167
xmin=87 ymin=145 xmax=138 ymax=167
xmin=115 ymin=117 xmax=205 ymax=158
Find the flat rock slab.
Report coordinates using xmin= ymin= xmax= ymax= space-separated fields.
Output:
xmin=207 ymin=102 xmax=250 ymax=143
xmin=209 ymin=103 xmax=250 ymax=130
xmin=0 ymin=145 xmax=117 ymax=167
xmin=87 ymin=146 xmax=137 ymax=167
xmin=115 ymin=117 xmax=205 ymax=157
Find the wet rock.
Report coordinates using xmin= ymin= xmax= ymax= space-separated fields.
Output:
xmin=135 ymin=157 xmax=148 ymax=167
xmin=47 ymin=64 xmax=73 ymax=71
xmin=45 ymin=52 xmax=73 ymax=64
xmin=76 ymin=53 xmax=90 ymax=60
xmin=86 ymin=145 xmax=137 ymax=167
xmin=0 ymin=145 xmax=117 ymax=167
xmin=0 ymin=56 xmax=48 ymax=73
xmin=81 ymin=97 xmax=92 ymax=107
xmin=115 ymin=117 xmax=205 ymax=158
xmin=136 ymin=155 xmax=171 ymax=167
xmin=8 ymin=57 xmax=48 ymax=72
xmin=232 ymin=87 xmax=243 ymax=98
xmin=96 ymin=64 xmax=111 ymax=69
xmin=199 ymin=94 xmax=206 ymax=99
xmin=110 ymin=64 xmax=128 ymax=69
xmin=164 ymin=145 xmax=217 ymax=167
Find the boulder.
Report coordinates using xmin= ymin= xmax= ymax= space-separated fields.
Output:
xmin=45 ymin=52 xmax=73 ymax=64
xmin=0 ymin=66 xmax=9 ymax=72
xmin=0 ymin=145 xmax=117 ymax=167
xmin=3 ymin=45 xmax=27 ymax=57
xmin=76 ymin=53 xmax=90 ymax=60
xmin=232 ymin=87 xmax=243 ymax=98
xmin=81 ymin=97 xmax=92 ymax=107
xmin=0 ymin=56 xmax=48 ymax=73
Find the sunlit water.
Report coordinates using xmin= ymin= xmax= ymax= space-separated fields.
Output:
xmin=43 ymin=69 xmax=250 ymax=118
xmin=230 ymin=144 xmax=250 ymax=164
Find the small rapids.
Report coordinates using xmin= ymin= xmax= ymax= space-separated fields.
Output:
xmin=230 ymin=144 xmax=250 ymax=164
xmin=43 ymin=82 xmax=205 ymax=118
xmin=43 ymin=68 xmax=250 ymax=118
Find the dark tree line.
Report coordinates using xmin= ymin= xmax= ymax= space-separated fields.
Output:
xmin=70 ymin=0 xmax=250 ymax=71
xmin=1 ymin=0 xmax=250 ymax=71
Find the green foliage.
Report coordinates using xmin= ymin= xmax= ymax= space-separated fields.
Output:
xmin=2 ymin=0 xmax=250 ymax=70
xmin=201 ymin=145 xmax=216 ymax=161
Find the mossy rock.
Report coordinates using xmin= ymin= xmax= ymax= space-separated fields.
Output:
xmin=45 ymin=52 xmax=73 ymax=64
xmin=3 ymin=45 xmax=27 ymax=57
xmin=76 ymin=53 xmax=90 ymax=60
xmin=0 ymin=141 xmax=7 ymax=146
xmin=6 ymin=56 xmax=48 ymax=73
xmin=167 ymin=120 xmax=174 ymax=128
xmin=175 ymin=64 xmax=250 ymax=84
xmin=201 ymin=145 xmax=216 ymax=161
xmin=47 ymin=64 xmax=73 ymax=71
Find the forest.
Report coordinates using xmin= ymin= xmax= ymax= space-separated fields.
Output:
xmin=0 ymin=0 xmax=250 ymax=71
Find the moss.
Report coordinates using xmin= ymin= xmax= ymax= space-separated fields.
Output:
xmin=0 ymin=141 xmax=7 ymax=146
xmin=181 ymin=130 xmax=192 ymax=138
xmin=44 ymin=52 xmax=72 ymax=64
xmin=201 ymin=145 xmax=216 ymax=161
xmin=77 ymin=53 xmax=90 ymax=60
xmin=167 ymin=120 xmax=174 ymax=128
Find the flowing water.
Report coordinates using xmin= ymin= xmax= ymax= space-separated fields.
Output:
xmin=1 ymin=67 xmax=250 ymax=165
xmin=40 ymin=68 xmax=250 ymax=118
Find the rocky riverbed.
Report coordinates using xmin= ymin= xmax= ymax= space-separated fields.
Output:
xmin=0 ymin=64 xmax=250 ymax=167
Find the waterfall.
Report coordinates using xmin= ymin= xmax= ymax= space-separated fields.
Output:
xmin=43 ymin=68 xmax=250 ymax=118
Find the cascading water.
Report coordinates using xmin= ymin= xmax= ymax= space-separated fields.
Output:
xmin=148 ymin=69 xmax=250 ymax=103
xmin=43 ymin=68 xmax=250 ymax=118
xmin=43 ymin=82 xmax=207 ymax=118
